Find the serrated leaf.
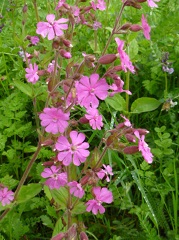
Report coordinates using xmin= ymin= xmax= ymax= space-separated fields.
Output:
xmin=105 ymin=94 xmax=126 ymax=111
xmin=131 ymin=97 xmax=161 ymax=113
xmin=16 ymin=183 xmax=42 ymax=203
xmin=13 ymin=80 xmax=33 ymax=97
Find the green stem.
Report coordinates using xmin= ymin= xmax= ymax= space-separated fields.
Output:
xmin=125 ymin=71 xmax=130 ymax=112
xmin=94 ymin=3 xmax=125 ymax=72
xmin=94 ymin=30 xmax=97 ymax=52
xmin=0 ymin=142 xmax=42 ymax=222
xmin=32 ymin=0 xmax=40 ymax=23
xmin=67 ymin=166 xmax=72 ymax=229
xmin=164 ymin=72 xmax=168 ymax=99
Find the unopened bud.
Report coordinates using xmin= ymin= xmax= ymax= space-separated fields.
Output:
xmin=126 ymin=134 xmax=136 ymax=142
xmin=59 ymin=49 xmax=72 ymax=59
xmin=42 ymin=161 xmax=54 ymax=167
xmin=99 ymin=54 xmax=117 ymax=64
xmin=22 ymin=4 xmax=28 ymax=13
xmin=123 ymin=146 xmax=139 ymax=154
xmin=79 ymin=116 xmax=89 ymax=124
xmin=120 ymin=23 xmax=132 ymax=30
xmin=80 ymin=232 xmax=89 ymax=240
xmin=135 ymin=128 xmax=149 ymax=135
xmin=137 ymin=0 xmax=147 ymax=2
xmin=38 ymin=70 xmax=47 ymax=76
xmin=124 ymin=0 xmax=141 ymax=9
xmin=129 ymin=24 xmax=142 ymax=32
xmin=51 ymin=232 xmax=66 ymax=240
xmin=80 ymin=175 xmax=90 ymax=185
xmin=63 ymin=39 xmax=73 ymax=48
xmin=112 ymin=65 xmax=123 ymax=72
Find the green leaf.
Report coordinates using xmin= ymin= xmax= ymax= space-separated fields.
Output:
xmin=52 ymin=218 xmax=64 ymax=237
xmin=129 ymin=39 xmax=138 ymax=60
xmin=40 ymin=215 xmax=54 ymax=229
xmin=16 ymin=183 xmax=42 ymax=203
xmin=51 ymin=187 xmax=68 ymax=209
xmin=131 ymin=97 xmax=161 ymax=113
xmin=105 ymin=94 xmax=126 ymax=111
xmin=71 ymin=201 xmax=86 ymax=215
xmin=13 ymin=80 xmax=33 ymax=97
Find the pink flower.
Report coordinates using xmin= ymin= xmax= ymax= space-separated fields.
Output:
xmin=36 ymin=14 xmax=68 ymax=40
xmin=0 ymin=187 xmax=14 ymax=206
xmin=68 ymin=181 xmax=85 ymax=198
xmin=121 ymin=114 xmax=132 ymax=127
xmin=55 ymin=0 xmax=66 ymax=10
xmin=96 ymin=0 xmax=106 ymax=11
xmin=86 ymin=187 xmax=113 ymax=215
xmin=141 ymin=14 xmax=151 ymax=40
xmin=93 ymin=21 xmax=102 ymax=30
xmin=30 ymin=36 xmax=39 ymax=45
xmin=76 ymin=73 xmax=109 ymax=109
xmin=115 ymin=38 xmax=135 ymax=74
xmin=41 ymin=166 xmax=67 ymax=189
xmin=39 ymin=108 xmax=70 ymax=134
xmin=25 ymin=63 xmax=39 ymax=84
xmin=109 ymin=78 xmax=132 ymax=96
xmin=147 ymin=0 xmax=160 ymax=8
xmin=134 ymin=131 xmax=153 ymax=164
xmin=55 ymin=131 xmax=90 ymax=166
xmin=85 ymin=108 xmax=103 ymax=130
xmin=96 ymin=164 xmax=113 ymax=182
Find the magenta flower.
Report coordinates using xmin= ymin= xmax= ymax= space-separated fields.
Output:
xmin=30 ymin=36 xmax=39 ymax=45
xmin=141 ymin=14 xmax=151 ymax=40
xmin=68 ymin=181 xmax=85 ymax=198
xmin=96 ymin=164 xmax=113 ymax=182
xmin=93 ymin=21 xmax=102 ymax=30
xmin=39 ymin=108 xmax=70 ymax=134
xmin=109 ymin=78 xmax=132 ymax=96
xmin=55 ymin=0 xmax=66 ymax=10
xmin=0 ymin=187 xmax=14 ymax=206
xmin=55 ymin=131 xmax=90 ymax=166
xmin=36 ymin=14 xmax=68 ymax=40
xmin=85 ymin=108 xmax=103 ymax=130
xmin=76 ymin=73 xmax=109 ymax=109
xmin=121 ymin=114 xmax=132 ymax=127
xmin=134 ymin=131 xmax=153 ymax=164
xmin=25 ymin=63 xmax=39 ymax=84
xmin=86 ymin=187 xmax=113 ymax=215
xmin=41 ymin=166 xmax=67 ymax=189
xmin=147 ymin=0 xmax=160 ymax=8
xmin=115 ymin=38 xmax=135 ymax=74
xmin=91 ymin=0 xmax=106 ymax=11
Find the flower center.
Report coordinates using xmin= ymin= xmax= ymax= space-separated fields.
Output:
xmin=71 ymin=145 xmax=77 ymax=152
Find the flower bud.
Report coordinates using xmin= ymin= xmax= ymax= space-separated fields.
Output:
xmin=120 ymin=23 xmax=132 ymax=30
xmin=42 ymin=161 xmax=55 ymax=167
xmin=129 ymin=24 xmax=142 ymax=32
xmin=63 ymin=39 xmax=73 ymax=48
xmin=80 ymin=232 xmax=89 ymax=240
xmin=123 ymin=146 xmax=139 ymax=154
xmin=59 ymin=49 xmax=72 ymax=59
xmin=125 ymin=134 xmax=136 ymax=142
xmin=79 ymin=116 xmax=89 ymax=124
xmin=135 ymin=128 xmax=149 ymax=135
xmin=22 ymin=4 xmax=28 ymax=13
xmin=98 ymin=54 xmax=117 ymax=64
xmin=51 ymin=232 xmax=66 ymax=240
xmin=124 ymin=0 xmax=141 ymax=9
xmin=137 ymin=0 xmax=147 ymax=2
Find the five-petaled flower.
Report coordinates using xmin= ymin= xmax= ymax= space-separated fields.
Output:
xmin=115 ymin=38 xmax=135 ymax=74
xmin=85 ymin=108 xmax=103 ymax=130
xmin=76 ymin=73 xmax=109 ymax=109
xmin=39 ymin=107 xmax=70 ymax=134
xmin=141 ymin=14 xmax=151 ymax=40
xmin=36 ymin=14 xmax=68 ymax=40
xmin=41 ymin=166 xmax=67 ymax=189
xmin=55 ymin=131 xmax=90 ymax=166
xmin=86 ymin=187 xmax=113 ymax=215
xmin=134 ymin=130 xmax=153 ymax=164
xmin=25 ymin=63 xmax=39 ymax=84
xmin=0 ymin=187 xmax=14 ymax=206
xmin=68 ymin=181 xmax=85 ymax=198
